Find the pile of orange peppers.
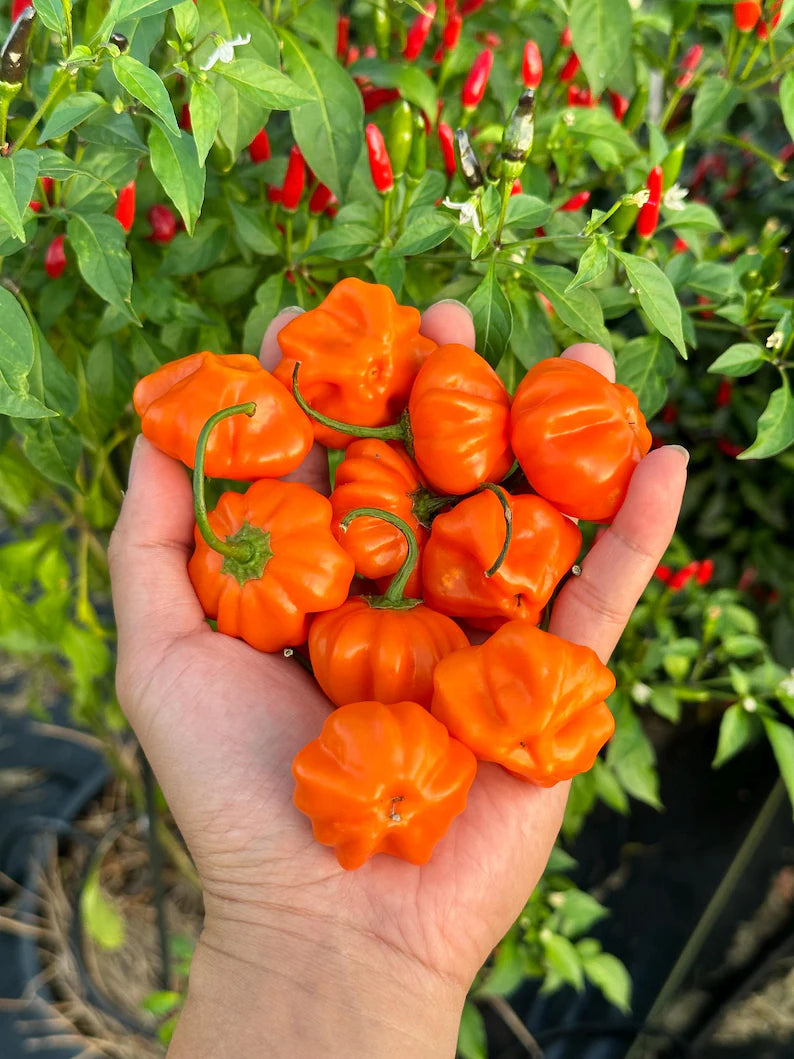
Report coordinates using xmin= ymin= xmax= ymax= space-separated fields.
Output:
xmin=133 ymin=278 xmax=652 ymax=871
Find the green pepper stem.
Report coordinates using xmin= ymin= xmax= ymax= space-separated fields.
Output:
xmin=291 ymin=363 xmax=406 ymax=443
xmin=340 ymin=506 xmax=421 ymax=609
xmin=193 ymin=402 xmax=257 ymax=562
xmin=479 ymin=483 xmax=513 ymax=578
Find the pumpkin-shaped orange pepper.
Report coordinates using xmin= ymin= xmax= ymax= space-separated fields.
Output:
xmin=431 ymin=622 xmax=616 ymax=787
xmin=309 ymin=509 xmax=468 ymax=708
xmin=422 ymin=487 xmax=582 ymax=630
xmin=510 ymin=357 xmax=652 ymax=522
xmin=292 ymin=699 xmax=477 ymax=869
xmin=273 ymin=278 xmax=436 ymax=449
xmin=133 ymin=351 xmax=313 ymax=479
xmin=187 ymin=405 xmax=354 ymax=652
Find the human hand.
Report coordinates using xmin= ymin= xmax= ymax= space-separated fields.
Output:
xmin=108 ymin=303 xmax=687 ymax=1057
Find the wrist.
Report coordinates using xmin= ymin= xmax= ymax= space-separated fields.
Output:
xmin=169 ymin=905 xmax=466 ymax=1059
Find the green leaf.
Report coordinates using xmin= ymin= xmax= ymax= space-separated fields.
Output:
xmin=189 ymin=80 xmax=221 ymax=166
xmin=554 ymin=890 xmax=609 ymax=938
xmin=0 ymin=151 xmax=39 ymax=242
xmin=80 ymin=869 xmax=126 ymax=951
xmin=86 ymin=339 xmax=136 ymax=437
xmin=738 ymin=379 xmax=794 ymax=460
xmin=395 ymin=64 xmax=437 ymax=123
xmin=763 ymin=718 xmax=794 ymax=815
xmin=611 ymin=249 xmax=686 ymax=357
xmin=566 ymin=235 xmax=609 ymax=293
xmin=569 ymin=0 xmax=633 ymax=97
xmin=33 ymin=0 xmax=68 ymax=36
xmin=282 ymin=30 xmax=364 ymax=202
xmin=517 ymin=262 xmax=612 ymax=350
xmin=466 ymin=262 xmax=513 ymax=368
xmin=196 ymin=0 xmax=279 ymax=67
xmin=457 ymin=1002 xmax=487 ymax=1059
xmin=215 ymin=59 xmax=313 ymax=110
xmin=0 ymin=289 xmax=55 ymax=419
xmin=228 ymin=200 xmax=279 ymax=256
xmin=303 ymin=224 xmax=377 ymax=260
xmin=582 ymin=951 xmax=632 ymax=1014
xmin=105 ymin=0 xmax=179 ymax=26
xmin=708 ymin=343 xmax=766 ymax=378
xmin=479 ymin=933 xmax=526 ymax=997
xmin=504 ymin=194 xmax=551 ymax=231
xmin=173 ymin=0 xmax=199 ymax=42
xmin=616 ymin=332 xmax=676 ymax=418
xmin=37 ymin=92 xmax=106 ymax=143
xmin=542 ymin=933 xmax=585 ymax=990
xmin=390 ymin=211 xmax=455 ymax=256
xmin=713 ymin=703 xmax=759 ymax=767
xmin=509 ymin=285 xmax=556 ymax=370
xmin=213 ymin=77 xmax=264 ymax=160
xmin=371 ymin=247 xmax=405 ymax=297
xmin=14 ymin=416 xmax=82 ymax=489
xmin=780 ymin=0 xmax=794 ymax=32
xmin=148 ymin=122 xmax=205 ymax=234
xmin=780 ymin=72 xmax=794 ymax=144
xmin=113 ymin=54 xmax=179 ymax=134
xmin=66 ymin=214 xmax=138 ymax=322
xmin=606 ymin=694 xmax=662 ymax=809
xmin=660 ymin=202 xmax=722 ymax=233
xmin=690 ymin=77 xmax=740 ymax=139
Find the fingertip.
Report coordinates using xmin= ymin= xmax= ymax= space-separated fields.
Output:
xmin=420 ymin=299 xmax=476 ymax=348
xmin=259 ymin=307 xmax=305 ymax=372
xmin=561 ymin=342 xmax=616 ymax=382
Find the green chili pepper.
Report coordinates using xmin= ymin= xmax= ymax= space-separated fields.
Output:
xmin=487 ymin=155 xmax=503 ymax=183
xmin=388 ymin=101 xmax=414 ymax=180
xmin=406 ymin=111 xmax=427 ymax=187
xmin=610 ymin=201 xmax=640 ymax=237
xmin=623 ymin=83 xmax=648 ymax=133
xmin=455 ymin=128 xmax=484 ymax=191
xmin=374 ymin=5 xmax=391 ymax=58
xmin=661 ymin=141 xmax=686 ymax=190
xmin=500 ymin=88 xmax=535 ymax=183
xmin=1 ymin=6 xmax=36 ymax=87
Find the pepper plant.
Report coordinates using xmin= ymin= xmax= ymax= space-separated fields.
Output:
xmin=2 ymin=0 xmax=794 ymax=1052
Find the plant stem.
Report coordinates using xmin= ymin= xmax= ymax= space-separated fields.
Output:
xmin=8 ymin=67 xmax=72 ymax=155
xmin=193 ymin=403 xmax=257 ymax=562
xmin=342 ymin=507 xmax=421 ymax=608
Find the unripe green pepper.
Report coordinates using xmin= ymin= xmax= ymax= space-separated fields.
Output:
xmin=373 ymin=5 xmax=391 ymax=58
xmin=500 ymin=88 xmax=535 ymax=184
xmin=610 ymin=201 xmax=640 ymax=237
xmin=623 ymin=84 xmax=648 ymax=133
xmin=455 ymin=128 xmax=484 ymax=191
xmin=388 ymin=101 xmax=414 ymax=180
xmin=661 ymin=141 xmax=686 ymax=190
xmin=406 ymin=110 xmax=427 ymax=187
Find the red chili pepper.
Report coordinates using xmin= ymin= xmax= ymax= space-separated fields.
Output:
xmin=662 ymin=402 xmax=678 ymax=423
xmin=366 ymin=123 xmax=394 ymax=193
xmin=668 ymin=561 xmax=699 ymax=591
xmin=404 ymin=2 xmax=436 ymax=60
xmin=672 ymin=237 xmax=689 ymax=254
xmin=267 ymin=185 xmax=282 ymax=204
xmin=567 ymin=85 xmax=594 ymax=107
xmin=336 ymin=14 xmax=350 ymax=59
xmin=179 ymin=102 xmax=192 ymax=132
xmin=609 ymin=91 xmax=629 ymax=121
xmin=715 ymin=379 xmax=733 ymax=408
xmin=718 ymin=438 xmax=744 ymax=458
xmin=147 ymin=204 xmax=177 ymax=244
xmin=734 ymin=1 xmax=761 ymax=32
xmin=248 ymin=127 xmax=270 ymax=163
xmin=345 ymin=44 xmax=360 ymax=65
xmin=309 ymin=182 xmax=336 ymax=215
xmin=560 ymin=25 xmax=572 ymax=47
xmin=44 ymin=234 xmax=66 ymax=279
xmin=510 ymin=178 xmax=522 ymax=195
xmin=461 ymin=48 xmax=493 ymax=109
xmin=676 ymin=43 xmax=702 ymax=87
xmin=443 ymin=11 xmax=462 ymax=50
xmin=114 ymin=180 xmax=136 ymax=233
xmin=281 ymin=145 xmax=306 ymax=211
xmin=361 ymin=85 xmax=401 ymax=113
xmin=697 ymin=559 xmax=714 ymax=586
xmin=559 ymin=53 xmax=581 ymax=82
xmin=438 ymin=122 xmax=456 ymax=177
xmin=559 ymin=189 xmax=590 ymax=212
xmin=479 ymin=31 xmax=501 ymax=47
xmin=655 ymin=564 xmax=672 ymax=584
xmin=11 ymin=0 xmax=29 ymax=18
xmin=522 ymin=40 xmax=543 ymax=89
xmin=460 ymin=0 xmax=487 ymax=14
xmin=636 ymin=165 xmax=663 ymax=239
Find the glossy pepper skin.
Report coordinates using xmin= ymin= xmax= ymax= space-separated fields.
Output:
xmin=133 ymin=351 xmax=313 ymax=478
xmin=330 ymin=440 xmax=438 ymax=596
xmin=248 ymin=127 xmax=270 ymax=163
xmin=522 ymin=40 xmax=543 ymax=89
xmin=387 ymin=101 xmax=414 ymax=180
xmin=189 ymin=479 xmax=354 ymax=653
xmin=510 ymin=357 xmax=652 ymax=522
xmin=461 ymin=49 xmax=493 ymax=109
xmin=422 ymin=489 xmax=582 ymax=630
xmin=734 ymin=1 xmax=761 ymax=31
xmin=44 ymin=234 xmax=67 ymax=278
xmin=408 ymin=343 xmax=513 ymax=495
xmin=431 ymin=622 xmax=616 ymax=786
xmin=292 ymin=699 xmax=477 ymax=869
xmin=438 ymin=122 xmax=456 ymax=177
xmin=147 ymin=204 xmax=177 ymax=243
xmin=366 ymin=122 xmax=394 ymax=193
xmin=636 ymin=164 xmax=663 ymax=238
xmin=281 ymin=145 xmax=306 ymax=211
xmin=403 ymin=2 xmax=436 ymax=60
xmin=274 ymin=278 xmax=436 ymax=449
xmin=114 ymin=180 xmax=136 ymax=232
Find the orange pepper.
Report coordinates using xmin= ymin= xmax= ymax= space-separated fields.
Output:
xmin=133 ymin=351 xmax=313 ymax=479
xmin=292 ymin=699 xmax=477 ymax=869
xmin=431 ymin=622 xmax=616 ymax=786
xmin=273 ymin=278 xmax=436 ymax=449
xmin=422 ymin=487 xmax=582 ymax=630
xmin=510 ymin=357 xmax=651 ymax=522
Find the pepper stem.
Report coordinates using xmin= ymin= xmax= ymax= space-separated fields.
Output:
xmin=341 ymin=507 xmax=422 ymax=609
xmin=291 ymin=363 xmax=406 ymax=443
xmin=193 ymin=402 xmax=257 ymax=563
xmin=479 ymin=483 xmax=513 ymax=578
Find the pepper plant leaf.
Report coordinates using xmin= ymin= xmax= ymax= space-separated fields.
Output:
xmin=112 ymin=54 xmax=180 ymax=134
xmin=466 ymin=262 xmax=513 ymax=369
xmin=738 ymin=377 xmax=794 ymax=460
xmin=569 ymin=0 xmax=633 ymax=98
xmin=0 ymin=151 xmax=39 ymax=242
xmin=616 ymin=332 xmax=676 ymax=419
xmin=148 ymin=122 xmax=205 ymax=235
xmin=214 ymin=60 xmax=314 ymax=110
xmin=517 ymin=262 xmax=613 ymax=351
xmin=611 ymin=249 xmax=687 ymax=357
xmin=37 ymin=93 xmax=106 ymax=143
xmin=66 ymin=214 xmax=139 ymax=323
xmin=31 ymin=0 xmax=68 ymax=37
xmin=189 ymin=80 xmax=222 ymax=167
xmin=0 ymin=289 xmax=55 ymax=420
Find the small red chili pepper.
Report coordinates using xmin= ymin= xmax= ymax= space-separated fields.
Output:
xmin=461 ymin=48 xmax=493 ymax=109
xmin=734 ymin=1 xmax=761 ymax=32
xmin=479 ymin=31 xmax=501 ymax=47
xmin=636 ymin=165 xmax=663 ymax=239
xmin=248 ymin=127 xmax=270 ymax=163
xmin=609 ymin=91 xmax=629 ymax=121
xmin=697 ymin=559 xmax=714 ymax=586
xmin=676 ymin=43 xmax=702 ymax=87
xmin=281 ymin=145 xmax=306 ymax=211
xmin=655 ymin=564 xmax=672 ymax=584
xmin=336 ymin=14 xmax=350 ymax=59
xmin=559 ymin=53 xmax=581 ymax=82
xmin=560 ymin=25 xmax=572 ymax=47
xmin=510 ymin=178 xmax=522 ymax=195
xmin=309 ymin=182 xmax=336 ymax=215
xmin=443 ymin=11 xmax=462 ymax=51
xmin=361 ymin=85 xmax=401 ymax=113
xmin=460 ymin=0 xmax=487 ymax=14
xmin=44 ymin=234 xmax=66 ymax=279
xmin=11 ymin=0 xmax=29 ymax=18
xmin=716 ymin=379 xmax=733 ymax=408
xmin=662 ymin=403 xmax=678 ymax=423
xmin=147 ymin=204 xmax=177 ymax=244
xmin=672 ymin=237 xmax=689 ymax=254
xmin=438 ymin=122 xmax=456 ymax=177
xmin=559 ymin=190 xmax=590 ymax=212
xmin=363 ymin=43 xmax=377 ymax=58
xmin=29 ymin=199 xmax=42 ymax=213
xmin=697 ymin=294 xmax=714 ymax=319
xmin=522 ymin=40 xmax=543 ymax=89
xmin=366 ymin=123 xmax=394 ymax=193
xmin=404 ymin=2 xmax=436 ymax=60
xmin=345 ymin=44 xmax=360 ymax=65
xmin=567 ymin=85 xmax=594 ymax=107
xmin=114 ymin=180 xmax=136 ymax=233
xmin=718 ymin=438 xmax=744 ymax=458
xmin=267 ymin=185 xmax=282 ymax=204
xmin=668 ymin=561 xmax=699 ymax=591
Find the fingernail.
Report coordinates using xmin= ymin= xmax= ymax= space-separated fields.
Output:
xmin=278 ymin=305 xmax=305 ymax=317
xmin=128 ymin=434 xmax=145 ymax=486
xmin=667 ymin=444 xmax=690 ymax=467
xmin=432 ymin=298 xmax=473 ymax=319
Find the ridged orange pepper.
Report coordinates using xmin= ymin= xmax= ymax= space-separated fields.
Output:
xmin=431 ymin=622 xmax=616 ymax=786
xmin=187 ymin=405 xmax=354 ymax=652
xmin=273 ymin=278 xmax=436 ymax=449
xmin=292 ymin=699 xmax=477 ymax=869
xmin=133 ymin=351 xmax=313 ymax=479
xmin=309 ymin=509 xmax=468 ymax=708
xmin=422 ymin=487 xmax=582 ymax=630
xmin=510 ymin=357 xmax=652 ymax=522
